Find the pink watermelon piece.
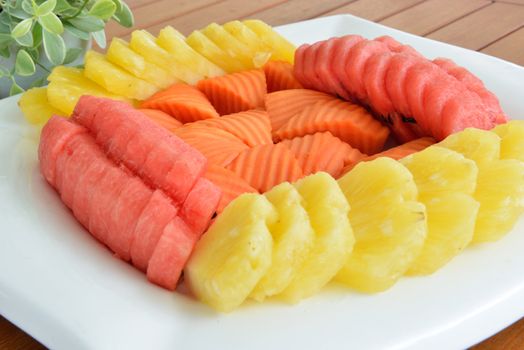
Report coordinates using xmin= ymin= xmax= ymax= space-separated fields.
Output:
xmin=331 ymin=35 xmax=365 ymax=101
xmin=146 ymin=216 xmax=196 ymax=290
xmin=180 ymin=177 xmax=221 ymax=237
xmin=130 ymin=190 xmax=179 ymax=272
xmin=363 ymin=51 xmax=395 ymax=116
xmin=315 ymin=37 xmax=343 ymax=97
xmin=375 ymin=35 xmax=423 ymax=57
xmin=293 ymin=44 xmax=310 ymax=89
xmin=440 ymin=94 xmax=494 ymax=140
xmin=385 ymin=53 xmax=421 ymax=118
xmin=302 ymin=41 xmax=324 ymax=90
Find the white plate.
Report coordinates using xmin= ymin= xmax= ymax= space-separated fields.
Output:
xmin=1 ymin=14 xmax=524 ymax=350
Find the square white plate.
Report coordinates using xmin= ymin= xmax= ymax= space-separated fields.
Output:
xmin=1 ymin=14 xmax=524 ymax=350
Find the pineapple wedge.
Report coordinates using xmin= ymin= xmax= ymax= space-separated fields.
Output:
xmin=47 ymin=66 xmax=131 ymax=115
xmin=401 ymin=146 xmax=479 ymax=275
xmin=336 ymin=158 xmax=427 ymax=293
xmin=106 ymin=38 xmax=174 ymax=89
xmin=250 ymin=182 xmax=314 ymax=302
xmin=243 ymin=19 xmax=296 ymax=63
xmin=129 ymin=30 xmax=201 ymax=84
xmin=185 ymin=193 xmax=277 ymax=312
xmin=84 ymin=50 xmax=158 ymax=100
xmin=201 ymin=23 xmax=256 ymax=69
xmin=19 ymin=87 xmax=63 ymax=125
xmin=223 ymin=20 xmax=272 ymax=68
xmin=439 ymin=128 xmax=524 ymax=242
xmin=492 ymin=120 xmax=524 ymax=161
xmin=280 ymin=172 xmax=354 ymax=303
xmin=156 ymin=26 xmax=225 ymax=79
xmin=186 ymin=30 xmax=248 ymax=73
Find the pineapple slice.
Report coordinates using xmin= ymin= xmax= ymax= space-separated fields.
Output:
xmin=492 ymin=120 xmax=524 ymax=161
xmin=156 ymin=26 xmax=225 ymax=79
xmin=19 ymin=87 xmax=63 ymax=125
xmin=201 ymin=23 xmax=256 ymax=69
xmin=439 ymin=128 xmax=524 ymax=242
xmin=336 ymin=157 xmax=427 ymax=293
xmin=84 ymin=50 xmax=158 ymax=100
xmin=250 ymin=182 xmax=314 ymax=302
xmin=185 ymin=193 xmax=277 ymax=312
xmin=106 ymin=38 xmax=174 ymax=89
xmin=223 ymin=20 xmax=272 ymax=68
xmin=243 ymin=19 xmax=296 ymax=63
xmin=47 ymin=66 xmax=131 ymax=115
xmin=400 ymin=146 xmax=479 ymax=275
xmin=186 ymin=30 xmax=248 ymax=73
xmin=129 ymin=30 xmax=201 ymax=84
xmin=280 ymin=172 xmax=354 ymax=303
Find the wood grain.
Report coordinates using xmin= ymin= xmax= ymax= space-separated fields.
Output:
xmin=380 ymin=0 xmax=491 ymax=36
xmin=481 ymin=26 xmax=524 ymax=66
xmin=471 ymin=317 xmax=524 ymax=349
xmin=321 ymin=0 xmax=425 ymax=21
xmin=427 ymin=2 xmax=524 ymax=50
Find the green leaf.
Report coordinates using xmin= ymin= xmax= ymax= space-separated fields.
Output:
xmin=0 ymin=66 xmax=10 ymax=78
xmin=32 ymin=22 xmax=43 ymax=47
xmin=36 ymin=0 xmax=57 ymax=16
xmin=15 ymin=49 xmax=36 ymax=76
xmin=14 ymin=30 xmax=33 ymax=47
xmin=0 ymin=11 xmax=13 ymax=26
xmin=10 ymin=81 xmax=25 ymax=95
xmin=21 ymin=0 xmax=35 ymax=15
xmin=91 ymin=29 xmax=106 ymax=48
xmin=42 ymin=29 xmax=65 ymax=65
xmin=30 ymin=75 xmax=48 ymax=88
xmin=0 ymin=33 xmax=13 ymax=47
xmin=0 ymin=46 xmax=10 ymax=58
xmin=11 ymin=18 xmax=33 ymax=38
xmin=63 ymin=47 xmax=82 ymax=64
xmin=68 ymin=15 xmax=105 ymax=33
xmin=111 ymin=0 xmax=123 ymax=12
xmin=9 ymin=6 xmax=32 ymax=20
xmin=38 ymin=13 xmax=63 ymax=35
xmin=64 ymin=23 xmax=90 ymax=40
xmin=27 ymin=47 xmax=40 ymax=61
xmin=54 ymin=0 xmax=73 ymax=14
xmin=89 ymin=0 xmax=117 ymax=21
xmin=112 ymin=2 xmax=133 ymax=28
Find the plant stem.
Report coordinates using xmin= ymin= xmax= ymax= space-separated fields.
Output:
xmin=61 ymin=0 xmax=89 ymax=20
xmin=35 ymin=60 xmax=50 ymax=73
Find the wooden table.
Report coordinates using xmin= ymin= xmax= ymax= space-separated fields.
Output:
xmin=1 ymin=0 xmax=523 ymax=348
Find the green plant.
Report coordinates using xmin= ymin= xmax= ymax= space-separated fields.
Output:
xmin=0 ymin=0 xmax=134 ymax=95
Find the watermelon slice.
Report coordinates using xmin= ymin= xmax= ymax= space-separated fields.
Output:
xmin=180 ymin=177 xmax=221 ymax=237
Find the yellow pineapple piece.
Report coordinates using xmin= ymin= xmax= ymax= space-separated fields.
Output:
xmin=439 ymin=128 xmax=524 ymax=242
xmin=201 ymin=23 xmax=256 ymax=69
xmin=250 ymin=182 xmax=314 ymax=302
xmin=185 ymin=193 xmax=277 ymax=312
xmin=223 ymin=20 xmax=272 ymax=67
xmin=280 ymin=172 xmax=354 ymax=303
xmin=336 ymin=158 xmax=427 ymax=293
xmin=186 ymin=30 xmax=248 ymax=73
xmin=156 ymin=26 xmax=225 ymax=79
xmin=106 ymin=38 xmax=174 ymax=89
xmin=129 ymin=30 xmax=201 ymax=84
xmin=243 ymin=19 xmax=296 ymax=63
xmin=19 ymin=87 xmax=63 ymax=125
xmin=492 ymin=120 xmax=524 ymax=161
xmin=47 ymin=66 xmax=131 ymax=115
xmin=400 ymin=146 xmax=479 ymax=275
xmin=84 ymin=51 xmax=158 ymax=100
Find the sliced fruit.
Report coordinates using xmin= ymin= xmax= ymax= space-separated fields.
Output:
xmin=280 ymin=132 xmax=365 ymax=177
xmin=185 ymin=193 xmax=277 ymax=312
xmin=197 ymin=69 xmax=266 ymax=115
xmin=336 ymin=158 xmax=427 ymax=292
xmin=140 ymin=83 xmax=219 ymax=123
xmin=156 ymin=26 xmax=225 ymax=79
xmin=186 ymin=30 xmax=248 ymax=73
xmin=227 ymin=143 xmax=304 ymax=192
xmin=400 ymin=146 xmax=479 ymax=275
xmin=83 ymin=50 xmax=158 ymax=100
xmin=438 ymin=128 xmax=500 ymax=165
xmin=243 ymin=19 xmax=295 ymax=63
xmin=19 ymin=87 xmax=63 ymax=125
xmin=274 ymin=98 xmax=390 ymax=154
xmin=106 ymin=37 xmax=174 ymax=89
xmin=280 ymin=172 xmax=354 ymax=303
xmin=47 ymin=66 xmax=131 ymax=115
xmin=492 ymin=120 xmax=524 ymax=161
xmin=263 ymin=60 xmax=303 ymax=92
xmin=138 ymin=108 xmax=183 ymax=133
xmin=251 ymin=182 xmax=314 ymax=301
xmin=201 ymin=23 xmax=256 ymax=69
xmin=223 ymin=20 xmax=272 ymax=67
xmin=129 ymin=30 xmax=201 ymax=84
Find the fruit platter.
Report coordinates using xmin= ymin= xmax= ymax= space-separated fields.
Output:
xmin=1 ymin=14 xmax=524 ymax=349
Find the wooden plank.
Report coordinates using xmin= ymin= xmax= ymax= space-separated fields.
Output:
xmin=496 ymin=0 xmax=524 ymax=5
xmin=321 ymin=0 xmax=425 ymax=22
xmin=471 ymin=318 xmax=524 ymax=350
xmin=0 ymin=316 xmax=44 ymax=350
xmin=427 ymin=2 xmax=524 ymax=50
xmin=105 ymin=0 xmax=223 ymax=41
xmin=142 ymin=0 xmax=288 ymax=37
xmin=250 ymin=0 xmax=355 ymax=26
xmin=125 ymin=0 xmax=161 ymax=8
xmin=380 ymin=0 xmax=491 ymax=36
xmin=481 ymin=26 xmax=524 ymax=66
